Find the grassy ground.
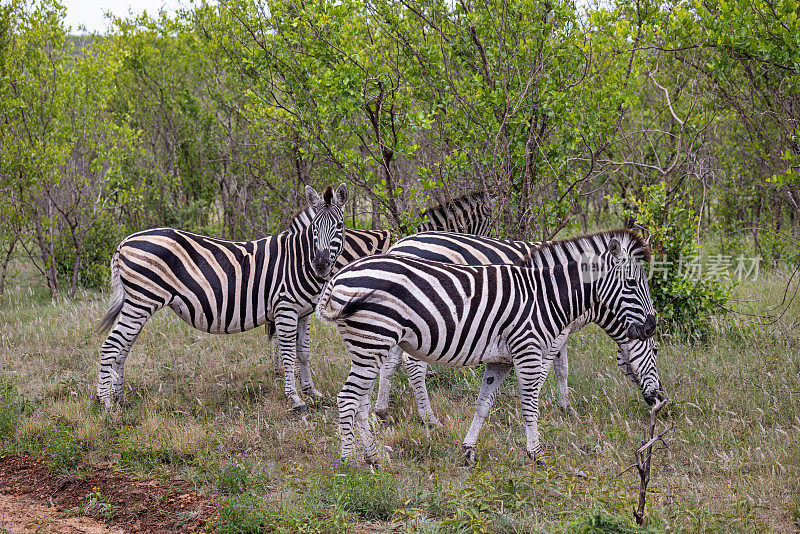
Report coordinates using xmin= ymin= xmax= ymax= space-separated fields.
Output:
xmin=0 ymin=265 xmax=799 ymax=533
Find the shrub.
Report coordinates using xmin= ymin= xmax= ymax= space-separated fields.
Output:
xmin=0 ymin=380 xmax=22 ymax=447
xmin=567 ymin=510 xmax=652 ymax=533
xmin=46 ymin=429 xmax=83 ymax=474
xmin=215 ymin=493 xmax=268 ymax=534
xmin=315 ymin=469 xmax=401 ymax=521
xmin=610 ymin=181 xmax=731 ymax=336
xmin=53 ymin=216 xmax=121 ymax=290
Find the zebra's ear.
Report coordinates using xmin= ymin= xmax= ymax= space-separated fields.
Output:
xmin=609 ymin=238 xmax=624 ymax=260
xmin=334 ymin=183 xmax=348 ymax=207
xmin=305 ymin=185 xmax=323 ymax=209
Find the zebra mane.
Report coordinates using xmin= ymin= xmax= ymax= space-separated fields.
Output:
xmin=522 ymin=229 xmax=651 ymax=269
xmin=323 ymin=185 xmax=334 ymax=204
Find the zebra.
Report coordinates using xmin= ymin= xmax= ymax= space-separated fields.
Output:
xmin=417 ymin=191 xmax=496 ymax=236
xmin=373 ymin=231 xmax=661 ymax=427
xmin=271 ymin=206 xmax=392 ymax=377
xmin=96 ymin=184 xmax=348 ymax=413
xmin=317 ymin=230 xmax=657 ymax=465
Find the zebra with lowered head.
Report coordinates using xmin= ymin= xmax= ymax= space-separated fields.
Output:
xmin=374 ymin=231 xmax=662 ymax=434
xmin=96 ymin=184 xmax=348 ymax=412
xmin=317 ymin=230 xmax=657 ymax=465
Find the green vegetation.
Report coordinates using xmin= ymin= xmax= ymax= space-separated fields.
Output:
xmin=1 ymin=0 xmax=799 ymax=530
xmin=0 ymin=267 xmax=797 ymax=531
xmin=1 ymin=0 xmax=799 ymax=329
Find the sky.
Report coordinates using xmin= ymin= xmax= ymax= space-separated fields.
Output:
xmin=61 ymin=0 xmax=186 ymax=34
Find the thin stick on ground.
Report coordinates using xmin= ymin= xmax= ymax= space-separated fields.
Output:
xmin=632 ymin=397 xmax=672 ymax=525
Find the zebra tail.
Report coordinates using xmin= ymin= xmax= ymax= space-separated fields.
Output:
xmin=96 ymin=250 xmax=125 ymax=334
xmin=316 ymin=282 xmax=376 ymax=324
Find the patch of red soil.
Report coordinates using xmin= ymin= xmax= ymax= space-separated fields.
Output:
xmin=0 ymin=454 xmax=217 ymax=533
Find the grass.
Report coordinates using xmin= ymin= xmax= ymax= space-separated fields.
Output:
xmin=0 ymin=263 xmax=799 ymax=532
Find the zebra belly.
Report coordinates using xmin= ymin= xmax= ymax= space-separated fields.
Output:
xmin=167 ymin=296 xmax=263 ymax=333
xmin=398 ymin=335 xmax=512 ymax=367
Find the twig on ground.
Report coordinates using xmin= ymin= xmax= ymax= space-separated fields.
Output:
xmin=631 ymin=397 xmax=672 ymax=525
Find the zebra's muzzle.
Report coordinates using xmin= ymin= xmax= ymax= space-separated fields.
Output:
xmin=312 ymin=248 xmax=333 ymax=278
xmin=643 ymin=386 xmax=664 ymax=406
xmin=627 ymin=313 xmax=657 ymax=340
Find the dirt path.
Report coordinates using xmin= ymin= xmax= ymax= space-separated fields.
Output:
xmin=0 ymin=454 xmax=216 ymax=533
xmin=0 ymin=493 xmax=124 ymax=533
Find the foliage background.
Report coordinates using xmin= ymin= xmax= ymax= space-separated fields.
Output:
xmin=1 ymin=0 xmax=798 ymax=313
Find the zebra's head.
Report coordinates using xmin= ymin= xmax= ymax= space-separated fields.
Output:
xmin=617 ymin=338 xmax=663 ymax=406
xmin=590 ymin=233 xmax=658 ymax=342
xmin=305 ymin=183 xmax=348 ymax=278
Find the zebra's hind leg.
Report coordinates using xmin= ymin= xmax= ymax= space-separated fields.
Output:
xmin=96 ymin=303 xmax=150 ymax=408
xmin=461 ymin=363 xmax=512 ymax=467
xmin=357 ymin=377 xmax=381 ymax=464
xmin=338 ymin=354 xmax=382 ymax=464
xmin=374 ymin=345 xmax=403 ymax=423
xmin=295 ymin=315 xmax=321 ymax=400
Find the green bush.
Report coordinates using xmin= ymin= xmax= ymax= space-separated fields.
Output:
xmin=567 ymin=510 xmax=655 ymax=533
xmin=315 ymin=469 xmax=401 ymax=521
xmin=215 ymin=493 xmax=269 ymax=534
xmin=53 ymin=216 xmax=121 ymax=290
xmin=46 ymin=428 xmax=83 ymax=474
xmin=610 ymin=181 xmax=731 ymax=336
xmin=0 ymin=381 xmax=22 ymax=447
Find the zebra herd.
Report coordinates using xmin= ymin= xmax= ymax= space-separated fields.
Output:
xmin=96 ymin=184 xmax=662 ymax=467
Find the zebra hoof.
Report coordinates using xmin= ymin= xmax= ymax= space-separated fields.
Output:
xmin=303 ymin=388 xmax=323 ymax=399
xmin=527 ymin=450 xmax=546 ymax=466
xmin=375 ymin=411 xmax=395 ymax=426
xmin=559 ymin=405 xmax=579 ymax=418
xmin=461 ymin=446 xmax=476 ymax=468
xmin=292 ymin=404 xmax=309 ymax=414
xmin=423 ymin=416 xmax=442 ymax=428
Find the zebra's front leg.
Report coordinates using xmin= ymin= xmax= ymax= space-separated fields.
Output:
xmin=374 ymin=345 xmax=403 ymax=423
xmin=270 ymin=322 xmax=283 ymax=377
xmin=514 ymin=357 xmax=547 ymax=466
xmin=552 ymin=345 xmax=577 ymax=417
xmin=276 ymin=312 xmax=306 ymax=412
xmin=295 ymin=315 xmax=321 ymax=399
xmin=405 ymin=356 xmax=439 ymax=426
xmin=461 ymin=363 xmax=512 ymax=467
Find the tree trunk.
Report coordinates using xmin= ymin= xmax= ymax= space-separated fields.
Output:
xmin=33 ymin=201 xmax=59 ymax=299
xmin=0 ymin=238 xmax=18 ymax=297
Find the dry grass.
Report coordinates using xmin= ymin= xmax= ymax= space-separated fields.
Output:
xmin=1 ymin=265 xmax=799 ymax=532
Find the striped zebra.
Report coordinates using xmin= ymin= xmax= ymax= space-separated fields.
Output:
xmin=96 ymin=184 xmax=348 ymax=412
xmin=316 ymin=230 xmax=657 ymax=465
xmin=374 ymin=232 xmax=661 ymax=427
xmin=271 ymin=206 xmax=392 ymax=376
xmin=418 ymin=191 xmax=496 ymax=236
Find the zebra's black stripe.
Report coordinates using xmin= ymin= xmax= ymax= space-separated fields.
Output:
xmin=96 ymin=184 xmax=348 ymax=412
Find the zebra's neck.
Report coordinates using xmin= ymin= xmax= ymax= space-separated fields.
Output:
xmin=525 ymin=259 xmax=595 ymax=340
